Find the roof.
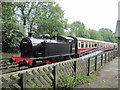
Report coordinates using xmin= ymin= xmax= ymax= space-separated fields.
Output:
xmin=72 ymin=36 xmax=116 ymax=44
xmin=61 ymin=36 xmax=74 ymax=40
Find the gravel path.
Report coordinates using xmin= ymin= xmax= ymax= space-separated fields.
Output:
xmin=76 ymin=57 xmax=119 ymax=88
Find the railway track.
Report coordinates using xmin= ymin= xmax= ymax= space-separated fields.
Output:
xmin=0 ymin=58 xmax=28 ymax=74
xmin=0 ymin=50 xmax=109 ymax=74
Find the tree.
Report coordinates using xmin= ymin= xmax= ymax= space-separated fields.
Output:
xmin=15 ymin=2 xmax=68 ymax=37
xmin=15 ymin=2 xmax=40 ymax=32
xmin=98 ymin=28 xmax=116 ymax=42
xmin=2 ymin=2 xmax=25 ymax=53
xmin=33 ymin=2 xmax=68 ymax=37
xmin=69 ymin=21 xmax=90 ymax=38
xmin=88 ymin=29 xmax=103 ymax=41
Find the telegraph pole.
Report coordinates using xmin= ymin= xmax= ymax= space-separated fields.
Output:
xmin=118 ymin=2 xmax=120 ymax=57
xmin=115 ymin=2 xmax=120 ymax=57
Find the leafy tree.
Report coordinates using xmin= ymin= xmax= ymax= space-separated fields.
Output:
xmin=33 ymin=2 xmax=68 ymax=37
xmin=88 ymin=29 xmax=103 ymax=41
xmin=98 ymin=28 xmax=116 ymax=42
xmin=113 ymin=33 xmax=117 ymax=43
xmin=69 ymin=21 xmax=90 ymax=38
xmin=15 ymin=2 xmax=40 ymax=32
xmin=15 ymin=2 xmax=68 ymax=37
xmin=2 ymin=2 xmax=25 ymax=53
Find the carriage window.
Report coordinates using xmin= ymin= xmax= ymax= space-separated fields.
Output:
xmin=86 ymin=43 xmax=88 ymax=48
xmin=92 ymin=43 xmax=94 ymax=48
xmin=89 ymin=43 xmax=91 ymax=48
xmin=95 ymin=44 xmax=97 ymax=47
xmin=79 ymin=42 xmax=80 ymax=47
xmin=81 ymin=42 xmax=84 ymax=48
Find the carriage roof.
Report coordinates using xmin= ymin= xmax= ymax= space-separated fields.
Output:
xmin=73 ymin=37 xmax=116 ymax=44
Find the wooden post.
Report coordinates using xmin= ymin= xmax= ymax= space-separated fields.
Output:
xmin=118 ymin=37 xmax=120 ymax=57
xmin=115 ymin=4 xmax=120 ymax=57
xmin=101 ymin=54 xmax=103 ymax=66
xmin=88 ymin=58 xmax=90 ymax=76
xmin=54 ymin=65 xmax=57 ymax=90
xmin=74 ymin=61 xmax=77 ymax=77
xmin=95 ymin=56 xmax=97 ymax=71
xmin=108 ymin=52 xmax=110 ymax=62
xmin=111 ymin=52 xmax=113 ymax=61
xmin=105 ymin=53 xmax=107 ymax=64
xmin=22 ymin=73 xmax=26 ymax=88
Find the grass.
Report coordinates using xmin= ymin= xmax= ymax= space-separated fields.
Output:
xmin=99 ymin=80 xmax=105 ymax=83
xmin=0 ymin=52 xmax=20 ymax=54
xmin=0 ymin=52 xmax=10 ymax=54
xmin=108 ymin=76 xmax=112 ymax=79
xmin=57 ymin=74 xmax=96 ymax=89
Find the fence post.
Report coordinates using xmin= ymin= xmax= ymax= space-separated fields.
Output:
xmin=101 ymin=54 xmax=103 ymax=66
xmin=113 ymin=50 xmax=115 ymax=59
xmin=54 ymin=65 xmax=57 ymax=90
xmin=74 ymin=61 xmax=77 ymax=77
xmin=111 ymin=52 xmax=112 ymax=61
xmin=95 ymin=56 xmax=97 ymax=71
xmin=88 ymin=58 xmax=90 ymax=76
xmin=105 ymin=53 xmax=107 ymax=64
xmin=22 ymin=73 xmax=26 ymax=89
xmin=108 ymin=52 xmax=110 ymax=62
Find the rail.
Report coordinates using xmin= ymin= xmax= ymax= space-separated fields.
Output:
xmin=0 ymin=58 xmax=28 ymax=74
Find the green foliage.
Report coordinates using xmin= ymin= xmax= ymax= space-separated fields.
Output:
xmin=7 ymin=62 xmax=11 ymax=64
xmin=15 ymin=2 xmax=68 ymax=38
xmin=88 ymin=29 xmax=103 ymax=41
xmin=69 ymin=21 xmax=116 ymax=42
xmin=69 ymin=21 xmax=90 ymax=38
xmin=2 ymin=2 xmax=26 ymax=53
xmin=57 ymin=74 xmax=95 ymax=89
xmin=33 ymin=2 xmax=68 ymax=37
xmin=99 ymin=28 xmax=116 ymax=42
xmin=58 ymin=75 xmax=75 ymax=88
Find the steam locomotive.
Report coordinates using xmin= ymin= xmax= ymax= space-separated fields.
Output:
xmin=10 ymin=32 xmax=117 ymax=67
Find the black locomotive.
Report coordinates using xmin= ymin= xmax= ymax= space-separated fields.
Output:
xmin=10 ymin=33 xmax=76 ymax=66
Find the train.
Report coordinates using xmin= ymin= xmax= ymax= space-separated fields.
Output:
xmin=10 ymin=32 xmax=117 ymax=67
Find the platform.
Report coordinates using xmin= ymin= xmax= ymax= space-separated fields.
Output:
xmin=76 ymin=57 xmax=119 ymax=88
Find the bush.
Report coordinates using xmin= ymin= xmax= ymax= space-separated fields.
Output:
xmin=57 ymin=74 xmax=96 ymax=89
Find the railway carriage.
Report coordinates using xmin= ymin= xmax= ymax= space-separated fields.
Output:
xmin=10 ymin=33 xmax=117 ymax=67
xmin=68 ymin=36 xmax=117 ymax=57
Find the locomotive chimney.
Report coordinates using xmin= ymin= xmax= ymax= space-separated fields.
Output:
xmin=28 ymin=32 xmax=33 ymax=37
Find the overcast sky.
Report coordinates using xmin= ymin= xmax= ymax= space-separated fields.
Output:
xmin=56 ymin=0 xmax=119 ymax=33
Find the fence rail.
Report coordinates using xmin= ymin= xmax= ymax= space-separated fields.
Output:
xmin=1 ymin=50 xmax=118 ymax=89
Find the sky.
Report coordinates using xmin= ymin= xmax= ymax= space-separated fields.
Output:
xmin=55 ymin=0 xmax=119 ymax=33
